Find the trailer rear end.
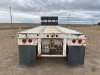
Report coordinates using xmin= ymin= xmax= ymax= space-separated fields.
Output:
xmin=17 ymin=25 xmax=86 ymax=65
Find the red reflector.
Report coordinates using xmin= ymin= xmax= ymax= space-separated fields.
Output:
xmin=72 ymin=39 xmax=76 ymax=43
xmin=28 ymin=39 xmax=32 ymax=43
xmin=22 ymin=39 xmax=26 ymax=43
xmin=78 ymin=39 xmax=82 ymax=44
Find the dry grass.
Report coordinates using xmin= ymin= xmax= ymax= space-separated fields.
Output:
xmin=0 ymin=23 xmax=40 ymax=28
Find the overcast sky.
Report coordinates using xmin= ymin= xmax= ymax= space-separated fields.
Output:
xmin=0 ymin=0 xmax=100 ymax=24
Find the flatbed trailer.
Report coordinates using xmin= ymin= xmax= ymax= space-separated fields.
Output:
xmin=17 ymin=25 xmax=86 ymax=65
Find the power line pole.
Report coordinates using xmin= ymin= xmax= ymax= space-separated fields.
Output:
xmin=92 ymin=18 xmax=93 ymax=25
xmin=10 ymin=6 xmax=13 ymax=28
xmin=68 ymin=14 xmax=71 ymax=24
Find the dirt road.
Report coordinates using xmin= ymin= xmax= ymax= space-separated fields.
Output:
xmin=0 ymin=25 xmax=100 ymax=75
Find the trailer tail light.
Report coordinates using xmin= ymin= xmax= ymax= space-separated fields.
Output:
xmin=72 ymin=39 xmax=76 ymax=43
xmin=78 ymin=39 xmax=82 ymax=44
xmin=22 ymin=39 xmax=26 ymax=43
xmin=28 ymin=39 xmax=32 ymax=43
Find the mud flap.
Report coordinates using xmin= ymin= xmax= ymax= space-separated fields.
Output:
xmin=67 ymin=46 xmax=85 ymax=65
xmin=19 ymin=45 xmax=36 ymax=65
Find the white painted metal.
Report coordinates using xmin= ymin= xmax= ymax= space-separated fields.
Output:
xmin=55 ymin=26 xmax=82 ymax=34
xmin=40 ymin=26 xmax=62 ymax=33
xmin=18 ymin=26 xmax=46 ymax=33
xmin=63 ymin=38 xmax=66 ymax=56
xmin=38 ymin=55 xmax=66 ymax=57
xmin=18 ymin=26 xmax=83 ymax=34
xmin=17 ymin=26 xmax=86 ymax=57
xmin=17 ymin=33 xmax=86 ymax=39
xmin=38 ymin=38 xmax=41 ymax=55
xmin=17 ymin=26 xmax=86 ymax=39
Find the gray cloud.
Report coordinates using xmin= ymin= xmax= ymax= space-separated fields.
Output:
xmin=0 ymin=0 xmax=100 ymax=23
xmin=0 ymin=0 xmax=100 ymax=12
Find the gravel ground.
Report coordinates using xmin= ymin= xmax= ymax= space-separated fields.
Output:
xmin=0 ymin=25 xmax=100 ymax=75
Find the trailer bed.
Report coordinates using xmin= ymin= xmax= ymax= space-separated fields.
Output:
xmin=18 ymin=26 xmax=83 ymax=34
